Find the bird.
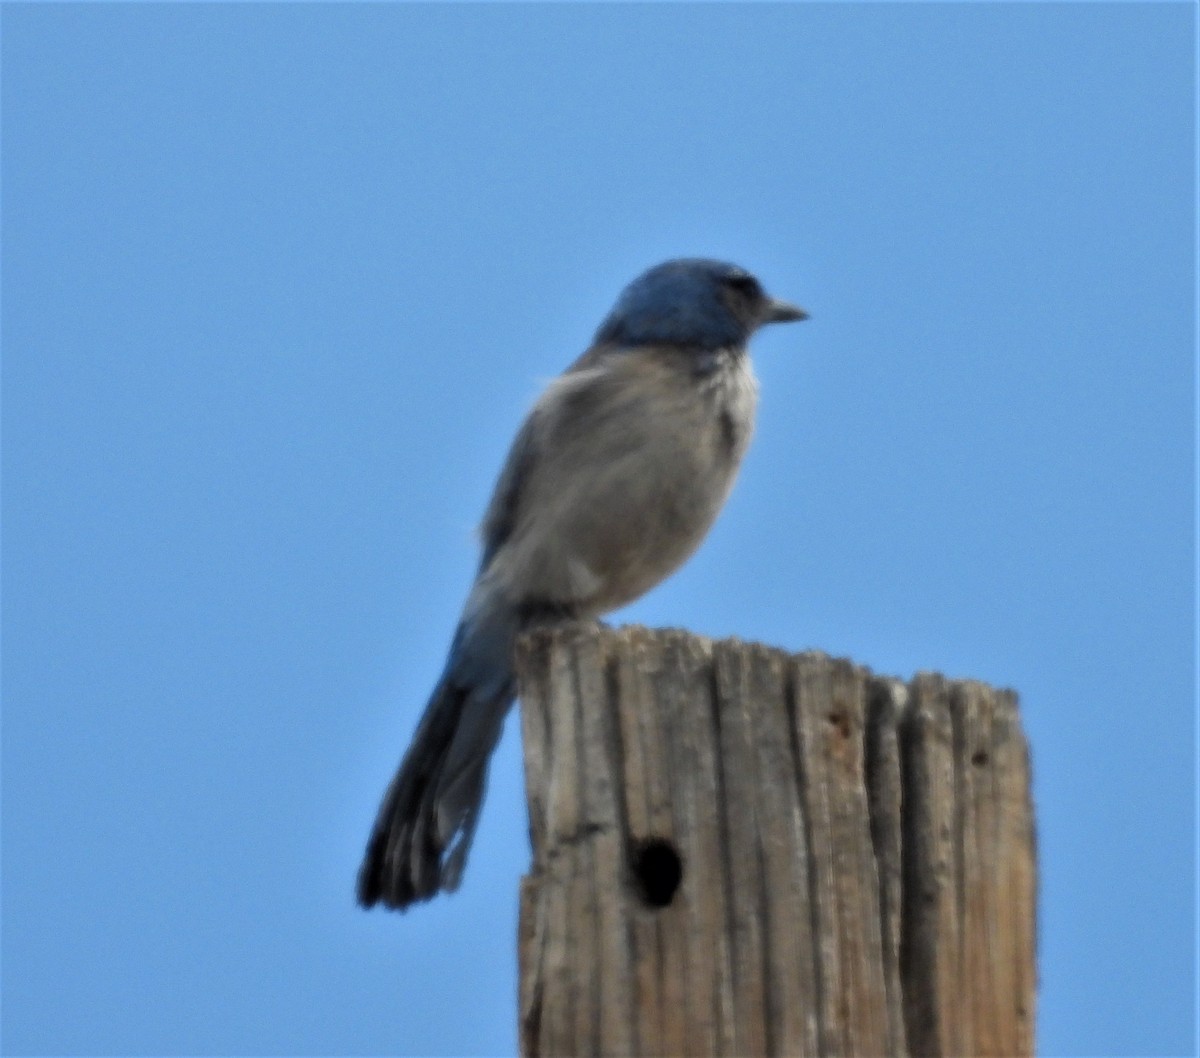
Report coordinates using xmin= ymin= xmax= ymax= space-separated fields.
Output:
xmin=357 ymin=257 xmax=807 ymax=910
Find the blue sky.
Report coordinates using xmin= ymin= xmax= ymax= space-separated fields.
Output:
xmin=3 ymin=4 xmax=1193 ymax=1056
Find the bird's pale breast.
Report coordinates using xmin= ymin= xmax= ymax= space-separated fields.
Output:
xmin=490 ymin=347 xmax=757 ymax=615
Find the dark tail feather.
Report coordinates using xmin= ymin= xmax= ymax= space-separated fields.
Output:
xmin=357 ymin=610 xmax=516 ymax=910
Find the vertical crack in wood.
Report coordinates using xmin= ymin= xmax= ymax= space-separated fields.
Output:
xmin=776 ymin=657 xmax=822 ymax=1057
xmin=898 ymin=681 xmax=935 ymax=1058
xmin=515 ymin=633 xmax=551 ymax=1058
xmin=744 ymin=649 xmax=780 ymax=1058
xmin=566 ymin=635 xmax=589 ymax=1055
xmin=864 ymin=677 xmax=909 ymax=1056
xmin=1018 ymin=696 xmax=1038 ymax=1052
xmin=949 ymin=682 xmax=969 ymax=1058
xmin=713 ymin=642 xmax=778 ymax=1057
xmin=754 ymin=817 xmax=777 ymax=1058
xmin=600 ymin=644 xmax=638 ymax=1055
xmin=602 ymin=650 xmax=631 ymax=862
xmin=706 ymin=645 xmax=740 ymax=1055
xmin=786 ymin=657 xmax=830 ymax=1056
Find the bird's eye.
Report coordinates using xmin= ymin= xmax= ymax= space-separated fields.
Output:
xmin=725 ymin=273 xmax=761 ymax=299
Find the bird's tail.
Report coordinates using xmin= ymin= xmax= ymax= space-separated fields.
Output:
xmin=357 ymin=596 xmax=517 ymax=910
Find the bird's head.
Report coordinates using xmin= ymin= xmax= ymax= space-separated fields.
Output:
xmin=594 ymin=258 xmax=807 ymax=351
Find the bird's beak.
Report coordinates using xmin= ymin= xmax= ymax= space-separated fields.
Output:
xmin=761 ymin=297 xmax=809 ymax=325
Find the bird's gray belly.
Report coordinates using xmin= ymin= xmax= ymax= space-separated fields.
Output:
xmin=488 ymin=356 xmax=757 ymax=616
xmin=531 ymin=402 xmax=747 ymax=613
xmin=587 ymin=440 xmax=733 ymax=609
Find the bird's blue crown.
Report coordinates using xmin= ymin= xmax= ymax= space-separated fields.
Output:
xmin=595 ymin=258 xmax=763 ymax=352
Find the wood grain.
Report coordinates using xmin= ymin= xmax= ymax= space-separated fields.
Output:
xmin=517 ymin=625 xmax=1035 ymax=1058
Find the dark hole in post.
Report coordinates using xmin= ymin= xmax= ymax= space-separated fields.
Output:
xmin=630 ymin=838 xmax=682 ymax=909
xmin=972 ymin=750 xmax=989 ymax=767
xmin=827 ymin=711 xmax=850 ymax=739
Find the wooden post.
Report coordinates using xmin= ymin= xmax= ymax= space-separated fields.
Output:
xmin=516 ymin=625 xmax=1035 ymax=1058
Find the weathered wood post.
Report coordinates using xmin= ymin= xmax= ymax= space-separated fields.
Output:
xmin=516 ymin=625 xmax=1035 ymax=1058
